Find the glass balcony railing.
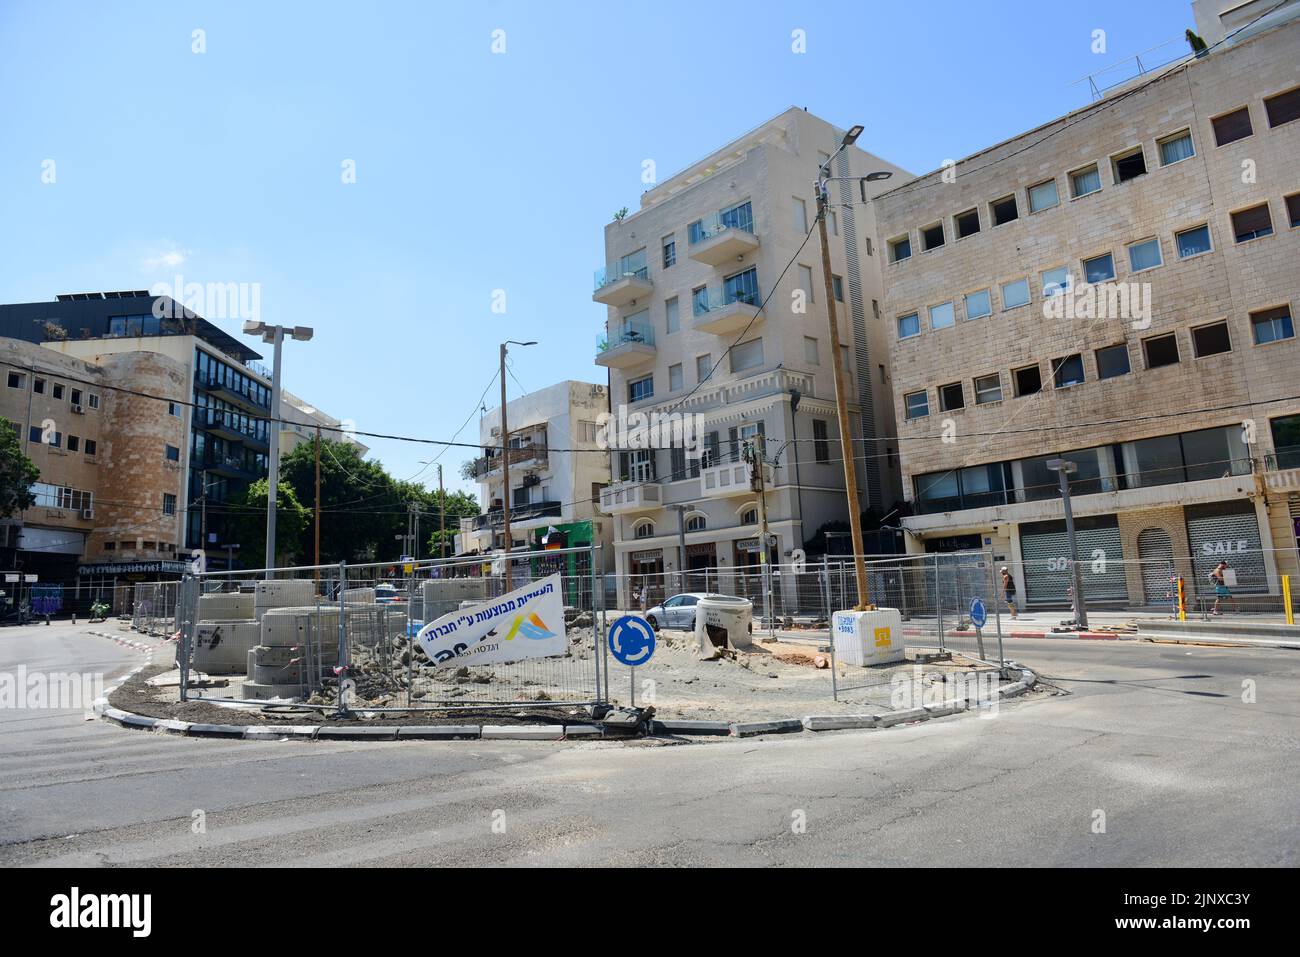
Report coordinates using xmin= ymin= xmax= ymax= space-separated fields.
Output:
xmin=597 ymin=317 xmax=655 ymax=354
xmin=1265 ymin=445 xmax=1300 ymax=471
xmin=688 ymin=204 xmax=754 ymax=244
xmin=692 ymin=287 xmax=761 ymax=317
xmin=593 ymin=257 xmax=649 ymax=291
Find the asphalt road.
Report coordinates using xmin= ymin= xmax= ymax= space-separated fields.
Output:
xmin=0 ymin=621 xmax=1296 ymax=866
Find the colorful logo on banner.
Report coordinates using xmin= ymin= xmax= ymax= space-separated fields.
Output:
xmin=416 ymin=573 xmax=567 ymax=668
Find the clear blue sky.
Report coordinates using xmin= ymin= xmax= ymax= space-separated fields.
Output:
xmin=0 ymin=0 xmax=1194 ymax=495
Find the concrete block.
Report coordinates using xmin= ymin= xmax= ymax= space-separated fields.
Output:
xmin=481 ymin=725 xmax=564 ymax=740
xmin=187 ymin=723 xmax=251 ymax=737
xmin=729 ymin=719 xmax=805 ymax=737
xmin=155 ymin=718 xmax=191 ymax=734
xmin=395 ymin=725 xmax=481 ymax=740
xmin=649 ymin=719 xmax=732 ymax=736
xmin=832 ymin=608 xmax=906 ymax=666
xmin=316 ymin=726 xmax=398 ymax=740
xmin=801 ymin=714 xmax=879 ymax=731
xmin=875 ymin=707 xmax=928 ymax=727
xmin=562 ymin=724 xmax=604 ymax=737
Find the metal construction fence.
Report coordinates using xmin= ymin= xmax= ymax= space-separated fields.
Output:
xmin=175 ymin=544 xmax=609 ymax=713
xmin=132 ymin=581 xmax=181 ymax=636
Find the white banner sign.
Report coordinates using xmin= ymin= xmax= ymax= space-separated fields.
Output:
xmin=416 ymin=573 xmax=567 ymax=668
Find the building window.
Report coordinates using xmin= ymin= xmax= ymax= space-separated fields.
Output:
xmin=695 ymin=354 xmax=711 ymax=383
xmin=1082 ymin=253 xmax=1115 ymax=283
xmin=6 ymin=372 xmax=24 ymax=389
xmin=872 ymin=299 xmax=880 ymax=319
xmin=52 ymin=384 xmax=64 ymax=400
xmin=793 ymin=197 xmax=808 ymax=234
xmin=1001 ymin=278 xmax=1030 ymax=310
xmin=686 ymin=515 xmax=706 ymax=532
xmin=990 ymin=195 xmax=1018 ymax=226
xmin=1212 ymin=106 xmax=1252 ymax=146
xmin=804 ymin=336 xmax=819 ymax=365
xmin=897 ymin=312 xmax=920 ymax=339
xmin=812 ymin=419 xmax=830 ymax=462
xmin=668 ymin=363 xmax=683 ymax=392
xmin=634 ymin=521 xmax=654 ymax=539
xmin=1250 ymin=306 xmax=1294 ymax=345
xmin=1013 ymin=364 xmax=1042 ymax=397
xmin=828 ymin=209 xmax=838 ymax=235
xmin=165 ymin=443 xmax=180 ymax=461
xmin=903 ymin=390 xmax=929 ymax=420
xmin=1286 ymin=193 xmax=1300 ymax=229
xmin=70 ymin=389 xmax=82 ymax=405
xmin=955 ymin=208 xmax=980 ymax=238
xmin=974 ymin=374 xmax=1002 ymax=405
xmin=1041 ymin=266 xmax=1071 ymax=297
xmin=628 ymin=375 xmax=654 ymax=403
xmin=665 ymin=297 xmax=679 ymax=334
xmin=1231 ymin=203 xmax=1273 ymax=243
xmin=1176 ymin=224 xmax=1212 ymax=258
xmin=1111 ymin=147 xmax=1147 ymax=183
xmin=168 ymin=401 xmax=181 ymax=416
xmin=662 ymin=235 xmax=676 ymax=269
xmin=33 ymin=377 xmax=45 ymax=395
xmin=831 ymin=275 xmax=844 ymax=301
xmin=103 ymin=541 xmax=116 ymax=551
xmin=729 ymin=338 xmax=764 ymax=373
xmin=1095 ymin=344 xmax=1131 ymax=380
xmin=921 ymin=222 xmax=945 ymax=251
xmin=929 ymin=302 xmax=955 ymax=330
xmin=88 ymin=393 xmax=100 ymax=410
xmin=938 ymin=382 xmax=965 ymax=411
xmin=964 ymin=289 xmax=991 ymax=320
xmin=1051 ymin=354 xmax=1085 ymax=388
xmin=889 ymin=235 xmax=911 ymax=262
xmin=84 ymin=438 xmax=97 ymax=456
xmin=1028 ymin=178 xmax=1059 ymax=212
xmin=1264 ymin=86 xmax=1300 ymax=128
xmin=797 ymin=264 xmax=814 ymax=302
xmin=741 ymin=508 xmax=757 ymax=525
xmin=1191 ymin=321 xmax=1232 ymax=357
xmin=67 ymin=435 xmax=79 ymax=452
xmin=1127 ymin=237 xmax=1163 ymax=272
xmin=163 ymin=493 xmax=177 ymax=515
xmin=1158 ymin=130 xmax=1195 ymax=165
xmin=1070 ymin=165 xmax=1101 ymax=198
xmin=1143 ymin=333 xmax=1181 ymax=368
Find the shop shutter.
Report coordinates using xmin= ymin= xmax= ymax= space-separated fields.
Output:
xmin=1185 ymin=505 xmax=1265 ymax=595
xmin=1136 ymin=527 xmax=1175 ymax=605
xmin=1019 ymin=518 xmax=1127 ymax=604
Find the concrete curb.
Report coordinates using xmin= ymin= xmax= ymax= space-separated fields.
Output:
xmin=94 ymin=663 xmax=1042 ymax=744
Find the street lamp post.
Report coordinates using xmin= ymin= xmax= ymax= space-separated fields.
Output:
xmin=243 ymin=321 xmax=314 ymax=578
xmin=815 ymin=125 xmax=892 ymax=611
xmin=498 ymin=339 xmax=536 ymax=591
xmin=1047 ymin=458 xmax=1089 ymax=628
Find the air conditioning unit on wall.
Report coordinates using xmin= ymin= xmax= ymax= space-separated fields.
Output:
xmin=81 ymin=508 xmax=94 ymax=520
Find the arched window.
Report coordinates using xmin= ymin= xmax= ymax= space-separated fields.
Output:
xmin=686 ymin=514 xmax=707 ymax=532
xmin=634 ymin=520 xmax=655 ymax=539
xmin=741 ymin=507 xmax=758 ymax=525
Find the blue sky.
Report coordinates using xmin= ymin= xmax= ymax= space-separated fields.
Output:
xmin=0 ymin=0 xmax=1195 ymax=495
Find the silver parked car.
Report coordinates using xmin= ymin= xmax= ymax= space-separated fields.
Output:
xmin=645 ymin=592 xmax=731 ymax=630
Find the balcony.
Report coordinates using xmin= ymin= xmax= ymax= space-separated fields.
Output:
xmin=595 ymin=318 xmax=656 ymax=369
xmin=688 ymin=208 xmax=760 ymax=266
xmin=700 ymin=459 xmax=771 ymax=499
xmin=468 ymin=444 xmax=549 ymax=480
xmin=599 ymin=481 xmax=662 ymax=515
xmin=202 ymin=452 xmax=262 ymax=482
xmin=197 ymin=411 xmax=270 ymax=450
xmin=195 ymin=374 xmax=271 ymax=412
xmin=592 ymin=261 xmax=653 ymax=307
xmin=472 ymin=501 xmax=562 ymax=531
xmin=692 ymin=288 xmax=762 ymax=336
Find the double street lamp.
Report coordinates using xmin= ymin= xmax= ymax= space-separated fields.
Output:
xmin=243 ymin=321 xmax=314 ymax=577
xmin=815 ymin=124 xmax=892 ymax=610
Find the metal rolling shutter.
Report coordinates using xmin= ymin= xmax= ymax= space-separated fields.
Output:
xmin=1186 ymin=504 xmax=1265 ymax=594
xmin=1136 ymin=527 xmax=1175 ymax=605
xmin=1019 ymin=518 xmax=1127 ymax=604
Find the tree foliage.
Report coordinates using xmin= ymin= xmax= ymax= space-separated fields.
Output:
xmin=0 ymin=425 xmax=39 ymax=520
xmin=225 ymin=478 xmax=311 ymax=567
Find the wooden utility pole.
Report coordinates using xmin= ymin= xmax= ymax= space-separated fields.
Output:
xmin=816 ymin=174 xmax=872 ymax=610
xmin=499 ymin=342 xmax=512 ymax=591
xmin=313 ymin=425 xmax=321 ymax=580
xmin=750 ymin=434 xmax=774 ymax=634
xmin=438 ymin=464 xmax=447 ymax=560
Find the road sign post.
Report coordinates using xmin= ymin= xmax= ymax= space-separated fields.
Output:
xmin=608 ymin=614 xmax=656 ymax=709
xmin=969 ymin=597 xmax=988 ymax=660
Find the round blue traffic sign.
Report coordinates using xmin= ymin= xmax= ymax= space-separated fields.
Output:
xmin=608 ymin=615 xmax=656 ymax=666
xmin=969 ymin=598 xmax=987 ymax=629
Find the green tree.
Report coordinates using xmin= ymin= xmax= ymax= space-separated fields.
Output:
xmin=425 ymin=487 xmax=479 ymax=557
xmin=0 ymin=425 xmax=38 ymax=520
xmin=225 ymin=478 xmax=311 ymax=567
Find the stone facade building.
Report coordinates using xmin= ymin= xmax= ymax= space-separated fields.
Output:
xmin=872 ymin=9 xmax=1300 ymax=608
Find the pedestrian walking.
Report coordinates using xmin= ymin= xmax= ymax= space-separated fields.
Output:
xmin=1209 ymin=560 xmax=1236 ymax=615
xmin=1000 ymin=566 xmax=1018 ymax=619
xmin=636 ymin=581 xmax=647 ymax=614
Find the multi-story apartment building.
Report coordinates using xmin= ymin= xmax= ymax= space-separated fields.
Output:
xmin=279 ymin=389 xmax=369 ymax=458
xmin=0 ymin=290 xmax=353 ymax=580
xmin=593 ymin=108 xmax=910 ymax=604
xmin=873 ymin=7 xmax=1300 ymax=608
xmin=457 ymin=379 xmax=613 ymax=569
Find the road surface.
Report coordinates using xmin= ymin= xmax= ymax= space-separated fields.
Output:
xmin=0 ymin=621 xmax=1296 ymax=866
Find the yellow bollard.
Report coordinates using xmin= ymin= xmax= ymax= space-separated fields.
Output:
xmin=1284 ymin=575 xmax=1294 ymax=626
xmin=1177 ymin=576 xmax=1186 ymax=621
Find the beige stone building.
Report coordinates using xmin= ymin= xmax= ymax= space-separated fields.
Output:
xmin=872 ymin=8 xmax=1300 ymax=608
xmin=593 ymin=108 xmax=910 ymax=605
